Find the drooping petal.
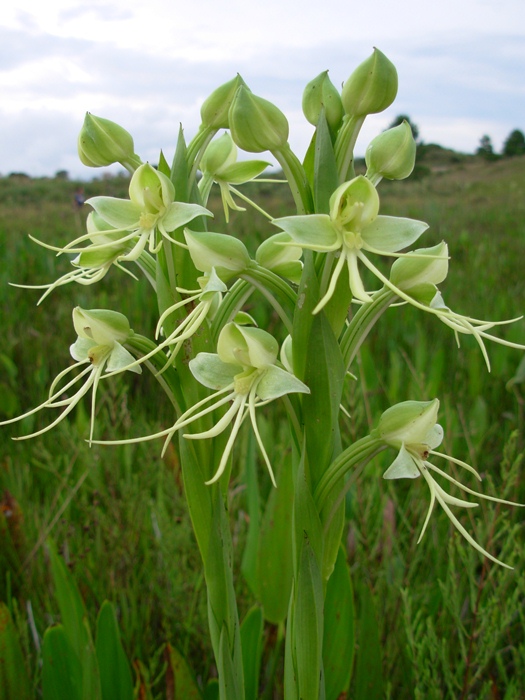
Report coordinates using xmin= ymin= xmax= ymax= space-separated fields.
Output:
xmin=189 ymin=353 xmax=240 ymax=390
xmin=161 ymin=202 xmax=212 ymax=232
xmin=256 ymin=364 xmax=310 ymax=401
xmin=361 ymin=215 xmax=428 ymax=253
xmin=107 ymin=341 xmax=142 ymax=374
xmin=87 ymin=196 xmax=142 ymax=230
xmin=273 ymin=214 xmax=341 ymax=252
xmin=382 ymin=443 xmax=421 ymax=479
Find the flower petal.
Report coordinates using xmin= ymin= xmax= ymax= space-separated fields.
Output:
xmin=87 ymin=196 xmax=142 ymax=230
xmin=273 ymin=214 xmax=341 ymax=252
xmin=362 ymin=215 xmax=428 ymax=253
xmin=189 ymin=352 xmax=240 ymax=390
xmin=256 ymin=365 xmax=310 ymax=401
xmin=162 ymin=202 xmax=212 ymax=232
xmin=383 ymin=444 xmax=421 ymax=479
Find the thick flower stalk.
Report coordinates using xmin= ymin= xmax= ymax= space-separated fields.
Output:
xmin=273 ymin=174 xmax=428 ymax=310
xmin=372 ymin=399 xmax=523 ymax=568
xmin=0 ymin=308 xmax=141 ymax=443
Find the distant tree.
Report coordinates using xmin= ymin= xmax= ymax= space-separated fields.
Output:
xmin=476 ymin=135 xmax=498 ymax=161
xmin=502 ymin=129 xmax=525 ymax=157
xmin=55 ymin=169 xmax=69 ymax=180
xmin=387 ymin=114 xmax=419 ymax=142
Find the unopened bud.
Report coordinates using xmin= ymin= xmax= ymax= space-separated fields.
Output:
xmin=302 ymin=71 xmax=343 ymax=131
xmin=229 ymin=87 xmax=289 ymax=153
xmin=366 ymin=121 xmax=416 ymax=181
xmin=341 ymin=49 xmax=398 ymax=118
xmin=78 ymin=113 xmax=138 ymax=168
xmin=200 ymin=75 xmax=249 ymax=129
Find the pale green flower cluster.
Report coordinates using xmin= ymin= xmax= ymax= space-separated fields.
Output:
xmin=2 ymin=48 xmax=524 ymax=573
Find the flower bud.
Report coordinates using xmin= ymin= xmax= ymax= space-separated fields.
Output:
xmin=365 ymin=121 xmax=416 ymax=181
xmin=184 ymin=230 xmax=250 ymax=280
xmin=341 ymin=49 xmax=398 ymax=118
xmin=229 ymin=86 xmax=289 ymax=153
xmin=255 ymin=233 xmax=303 ymax=284
xmin=390 ymin=243 xmax=449 ymax=294
xmin=200 ymin=75 xmax=249 ymax=129
xmin=217 ymin=323 xmax=278 ymax=369
xmin=72 ymin=307 xmax=133 ymax=346
xmin=78 ymin=113 xmax=137 ymax=168
xmin=302 ymin=71 xmax=343 ymax=131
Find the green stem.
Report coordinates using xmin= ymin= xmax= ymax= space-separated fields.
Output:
xmin=272 ymin=144 xmax=313 ymax=215
xmin=340 ymin=288 xmax=395 ymax=369
xmin=187 ymin=126 xmax=218 ymax=189
xmin=314 ymin=435 xmax=385 ymax=511
xmin=210 ymin=279 xmax=256 ymax=343
xmin=241 ymin=265 xmax=297 ymax=334
xmin=126 ymin=334 xmax=185 ymax=413
xmin=334 ymin=115 xmax=365 ymax=183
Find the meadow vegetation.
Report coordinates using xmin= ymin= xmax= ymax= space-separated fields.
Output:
xmin=1 ymin=149 xmax=524 ymax=698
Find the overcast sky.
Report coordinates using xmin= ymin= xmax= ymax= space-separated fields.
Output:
xmin=1 ymin=0 xmax=524 ymax=178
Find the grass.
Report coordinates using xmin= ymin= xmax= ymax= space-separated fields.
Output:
xmin=1 ymin=153 xmax=524 ymax=698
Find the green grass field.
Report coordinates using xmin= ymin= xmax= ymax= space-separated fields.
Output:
xmin=1 ymin=151 xmax=524 ymax=698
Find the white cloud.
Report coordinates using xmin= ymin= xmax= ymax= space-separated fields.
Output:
xmin=0 ymin=0 xmax=524 ymax=176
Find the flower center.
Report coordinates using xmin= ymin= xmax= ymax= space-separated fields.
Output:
xmin=139 ymin=211 xmax=158 ymax=229
xmin=342 ymin=230 xmax=364 ymax=250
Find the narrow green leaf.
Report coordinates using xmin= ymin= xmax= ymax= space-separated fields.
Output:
xmin=47 ymin=540 xmax=87 ymax=662
xmin=240 ymin=431 xmax=261 ymax=595
xmin=323 ymin=548 xmax=355 ymax=700
xmin=218 ymin=625 xmax=243 ymax=700
xmin=240 ymin=606 xmax=263 ymax=700
xmin=257 ymin=453 xmax=294 ymax=624
xmin=96 ymin=601 xmax=133 ymax=700
xmin=81 ymin=618 xmax=102 ymax=700
xmin=295 ymin=540 xmax=324 ymax=700
xmin=203 ymin=679 xmax=219 ymax=700
xmin=170 ymin=125 xmax=189 ymax=201
xmin=157 ymin=149 xmax=171 ymax=177
xmin=167 ymin=644 xmax=203 ymax=699
xmin=313 ymin=110 xmax=338 ymax=215
xmin=302 ymin=312 xmax=345 ymax=487
xmin=0 ymin=603 xmax=31 ymax=700
xmin=353 ymin=583 xmax=384 ymax=700
xmin=283 ymin=579 xmax=299 ymax=700
xmin=42 ymin=625 xmax=82 ymax=700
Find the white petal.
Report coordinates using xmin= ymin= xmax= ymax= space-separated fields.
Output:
xmin=383 ymin=444 xmax=421 ymax=479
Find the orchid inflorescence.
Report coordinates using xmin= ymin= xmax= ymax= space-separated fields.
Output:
xmin=2 ymin=47 xmax=524 ymax=577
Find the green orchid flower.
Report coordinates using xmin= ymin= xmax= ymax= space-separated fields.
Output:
xmin=98 ymin=323 xmax=310 ymax=486
xmin=373 ymin=399 xmax=523 ymax=568
xmin=273 ymin=175 xmax=428 ymax=311
xmin=0 ymin=308 xmax=141 ymax=444
xmin=169 ymin=323 xmax=310 ymax=485
xmin=199 ymin=133 xmax=270 ymax=221
xmin=15 ymin=212 xmax=142 ymax=304
xmin=375 ymin=244 xmax=525 ymax=371
xmin=85 ymin=163 xmax=212 ymax=260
